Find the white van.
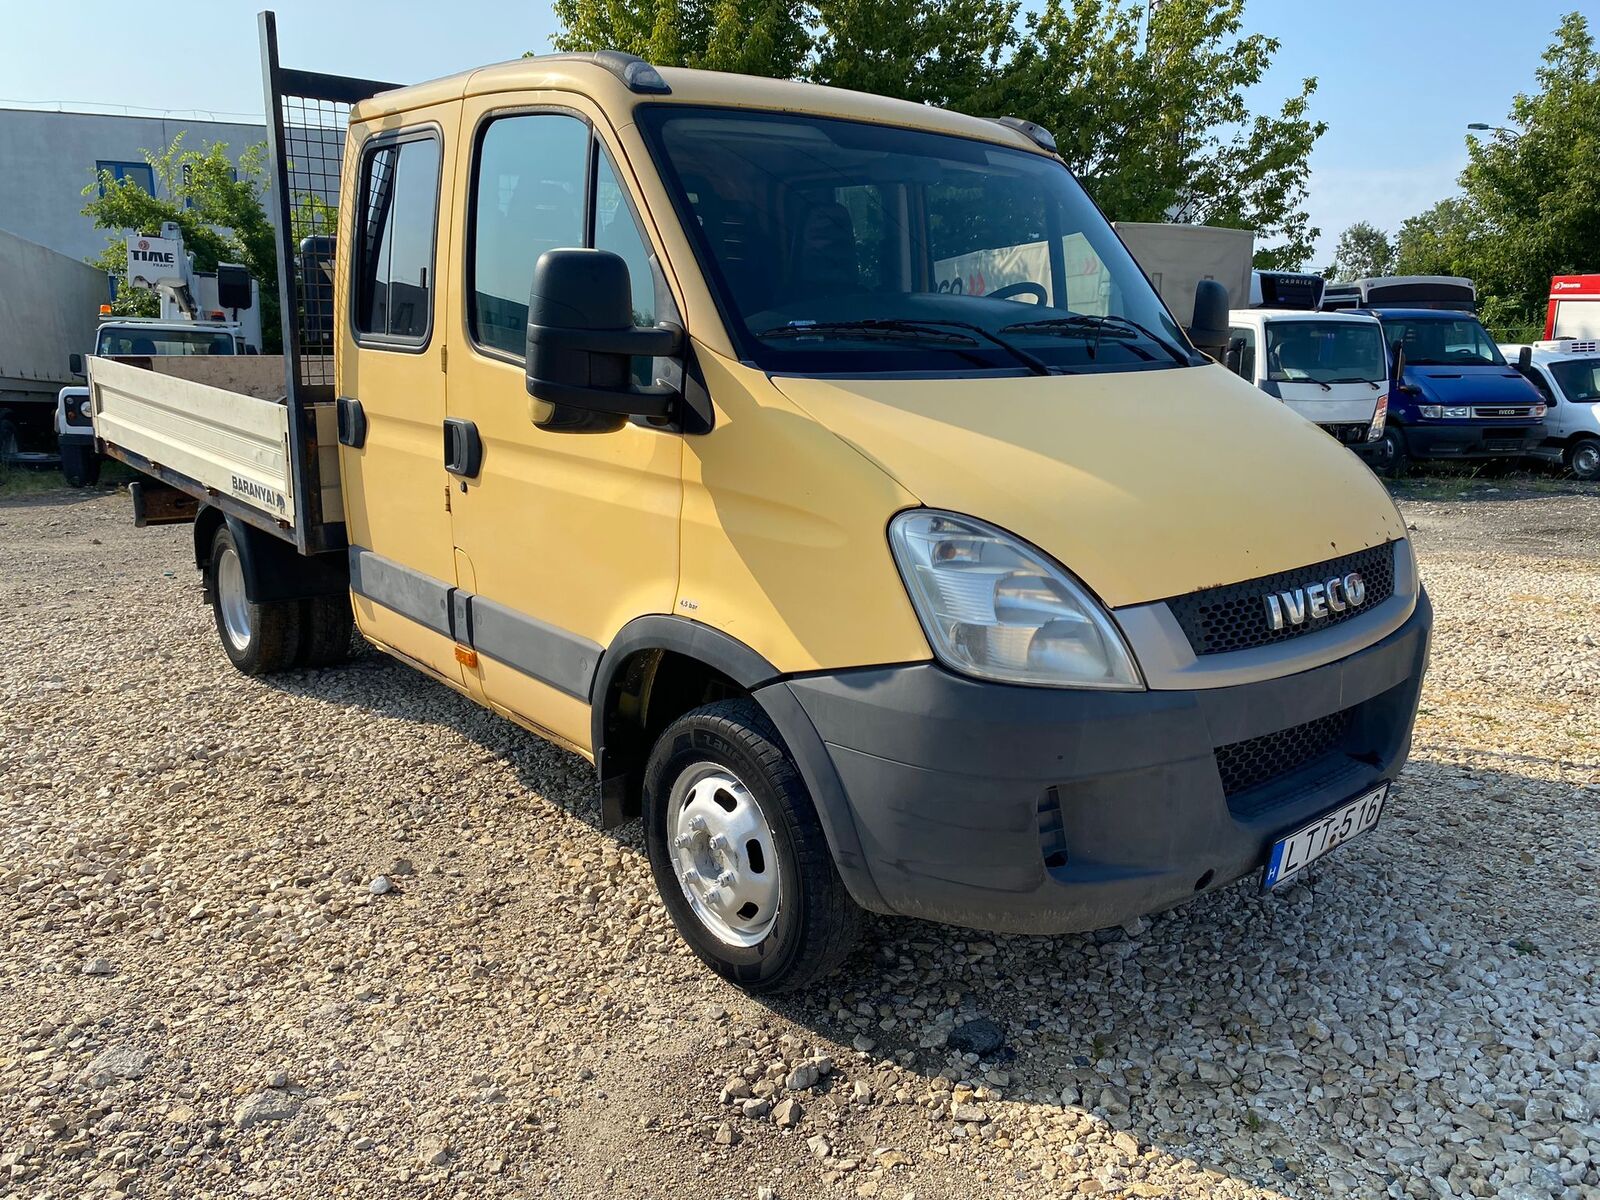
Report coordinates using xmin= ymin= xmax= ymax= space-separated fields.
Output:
xmin=1226 ymin=309 xmax=1388 ymax=455
xmin=1502 ymin=339 xmax=1600 ymax=480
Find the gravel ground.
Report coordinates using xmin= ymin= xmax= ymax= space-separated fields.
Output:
xmin=1 ymin=484 xmax=1597 ymax=1200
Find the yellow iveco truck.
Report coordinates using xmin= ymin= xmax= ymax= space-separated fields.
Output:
xmin=87 ymin=12 xmax=1430 ymax=992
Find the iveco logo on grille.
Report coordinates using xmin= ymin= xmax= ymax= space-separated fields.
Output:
xmin=1264 ymin=572 xmax=1367 ymax=631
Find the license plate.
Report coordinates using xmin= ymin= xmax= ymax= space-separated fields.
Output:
xmin=1263 ymin=784 xmax=1388 ymax=890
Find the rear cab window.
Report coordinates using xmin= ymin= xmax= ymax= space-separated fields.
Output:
xmin=353 ymin=131 xmax=443 ymax=348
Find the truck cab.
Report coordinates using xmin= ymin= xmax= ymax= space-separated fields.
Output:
xmin=1224 ymin=308 xmax=1388 ymax=455
xmin=1502 ymin=338 xmax=1600 ymax=480
xmin=1356 ymin=307 xmax=1547 ymax=476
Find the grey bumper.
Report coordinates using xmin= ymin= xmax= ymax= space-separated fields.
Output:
xmin=763 ymin=589 xmax=1432 ymax=935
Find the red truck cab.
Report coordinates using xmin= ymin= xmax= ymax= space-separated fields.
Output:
xmin=1545 ymin=275 xmax=1600 ymax=340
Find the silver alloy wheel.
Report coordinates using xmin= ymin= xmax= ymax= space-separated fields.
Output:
xmin=666 ymin=762 xmax=782 ymax=947
xmin=1572 ymin=440 xmax=1600 ymax=479
xmin=216 ymin=545 xmax=253 ymax=652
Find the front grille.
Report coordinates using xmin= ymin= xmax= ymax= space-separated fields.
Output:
xmin=1475 ymin=406 xmax=1534 ymax=418
xmin=1215 ymin=709 xmax=1353 ymax=799
xmin=1320 ymin=422 xmax=1370 ymax=444
xmin=1166 ymin=542 xmax=1396 ymax=656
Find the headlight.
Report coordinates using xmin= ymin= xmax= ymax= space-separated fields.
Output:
xmin=1443 ymin=406 xmax=1472 ymax=418
xmin=1418 ymin=405 xmax=1442 ymax=418
xmin=1368 ymin=392 xmax=1388 ymax=441
xmin=1533 ymin=403 xmax=1547 ymax=418
xmin=887 ymin=511 xmax=1142 ymax=689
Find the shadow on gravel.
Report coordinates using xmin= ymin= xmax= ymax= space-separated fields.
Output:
xmin=253 ymin=641 xmax=1592 ymax=1192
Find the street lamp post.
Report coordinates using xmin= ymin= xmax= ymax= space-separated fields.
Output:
xmin=1467 ymin=122 xmax=1523 ymax=140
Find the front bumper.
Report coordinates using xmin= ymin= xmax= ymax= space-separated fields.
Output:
xmin=1403 ymin=421 xmax=1544 ymax=459
xmin=768 ymin=589 xmax=1431 ymax=934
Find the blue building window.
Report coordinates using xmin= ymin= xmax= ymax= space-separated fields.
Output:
xmin=182 ymin=161 xmax=237 ymax=209
xmin=97 ymin=161 xmax=155 ymax=196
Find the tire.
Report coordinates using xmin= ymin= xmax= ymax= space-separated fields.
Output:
xmin=1567 ymin=436 xmax=1600 ymax=482
xmin=60 ymin=443 xmax=100 ymax=488
xmin=206 ymin=525 xmax=302 ymax=675
xmin=297 ymin=593 xmax=355 ymax=667
xmin=643 ymin=699 xmax=862 ymax=993
xmin=1373 ymin=425 xmax=1409 ymax=478
xmin=0 ymin=419 xmax=17 ymax=482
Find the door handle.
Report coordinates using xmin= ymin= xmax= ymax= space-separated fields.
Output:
xmin=336 ymin=396 xmax=367 ymax=448
xmin=443 ymin=417 xmax=483 ymax=478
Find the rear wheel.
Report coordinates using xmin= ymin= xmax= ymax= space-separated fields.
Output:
xmin=643 ymin=699 xmax=861 ymax=993
xmin=0 ymin=419 xmax=17 ymax=482
xmin=1373 ymin=426 xmax=1409 ymax=478
xmin=207 ymin=525 xmax=302 ymax=675
xmin=1567 ymin=436 xmax=1600 ymax=482
xmin=297 ymin=593 xmax=356 ymax=667
xmin=60 ymin=443 xmax=100 ymax=487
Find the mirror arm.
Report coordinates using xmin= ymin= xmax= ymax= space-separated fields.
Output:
xmin=527 ymin=321 xmax=683 ymax=359
xmin=527 ymin=376 xmax=677 ymax=419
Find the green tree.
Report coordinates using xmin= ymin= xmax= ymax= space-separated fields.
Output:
xmin=82 ymin=135 xmax=281 ymax=348
xmin=548 ymin=0 xmax=1327 ymax=268
xmin=1385 ymin=13 xmax=1599 ymax=339
xmin=1323 ymin=220 xmax=1397 ymax=281
xmin=1001 ymin=0 xmax=1325 ymax=269
xmin=548 ymin=0 xmax=810 ymax=75
xmin=1393 ymin=198 xmax=1477 ymax=278
xmin=1455 ymin=11 xmax=1600 ymax=337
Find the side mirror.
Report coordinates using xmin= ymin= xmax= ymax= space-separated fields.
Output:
xmin=1186 ymin=279 xmax=1230 ymax=359
xmin=1224 ymin=337 xmax=1245 ymax=376
xmin=69 ymin=352 xmax=85 ymax=377
xmin=525 ymin=248 xmax=683 ymax=433
xmin=1392 ymin=344 xmax=1421 ymax=396
xmin=1517 ymin=345 xmax=1533 ymax=373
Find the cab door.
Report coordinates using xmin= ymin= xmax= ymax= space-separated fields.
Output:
xmin=337 ymin=109 xmax=465 ymax=687
xmin=442 ymin=96 xmax=683 ymax=751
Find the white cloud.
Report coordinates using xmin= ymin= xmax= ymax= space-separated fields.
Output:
xmin=1303 ymin=155 xmax=1469 ymax=268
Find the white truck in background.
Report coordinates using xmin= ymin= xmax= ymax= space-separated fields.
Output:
xmin=1501 ymin=338 xmax=1600 ymax=480
xmin=56 ymin=224 xmax=263 ymax=485
xmin=1225 ymin=308 xmax=1389 ymax=458
xmin=1112 ymin=222 xmax=1255 ymax=326
xmin=0 ymin=229 xmax=108 ymax=475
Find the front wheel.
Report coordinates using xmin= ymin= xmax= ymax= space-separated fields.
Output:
xmin=1372 ymin=426 xmax=1409 ymax=478
xmin=60 ymin=443 xmax=100 ymax=487
xmin=643 ymin=699 xmax=862 ymax=993
xmin=1567 ymin=436 xmax=1600 ymax=482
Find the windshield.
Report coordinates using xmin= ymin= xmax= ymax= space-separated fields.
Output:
xmin=1265 ymin=320 xmax=1385 ymax=384
xmin=1549 ymin=358 xmax=1600 ymax=401
xmin=1552 ymin=298 xmax=1600 ymax=340
xmin=638 ymin=106 xmax=1193 ymax=376
xmin=1379 ymin=316 xmax=1504 ymax=367
xmin=96 ymin=327 xmax=236 ymax=356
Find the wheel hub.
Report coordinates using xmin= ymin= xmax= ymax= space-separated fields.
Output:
xmin=666 ymin=764 xmax=781 ymax=947
xmin=216 ymin=546 xmax=252 ymax=652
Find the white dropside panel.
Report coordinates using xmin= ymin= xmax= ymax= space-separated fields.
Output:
xmin=89 ymin=356 xmax=296 ymax=525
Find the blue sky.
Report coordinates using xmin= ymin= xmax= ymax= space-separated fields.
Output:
xmin=0 ymin=0 xmax=1582 ymax=266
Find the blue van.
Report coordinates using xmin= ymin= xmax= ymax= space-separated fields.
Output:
xmin=1356 ymin=308 xmax=1547 ymax=476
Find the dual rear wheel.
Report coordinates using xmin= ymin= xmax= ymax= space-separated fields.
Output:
xmin=206 ymin=525 xmax=354 ymax=675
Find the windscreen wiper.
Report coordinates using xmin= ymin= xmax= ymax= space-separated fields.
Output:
xmin=1002 ymin=313 xmax=1192 ymax=365
xmin=757 ymin=319 xmax=1051 ymax=376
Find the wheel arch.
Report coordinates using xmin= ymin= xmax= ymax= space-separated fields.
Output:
xmin=590 ymin=615 xmax=888 ymax=914
xmin=193 ymin=505 xmax=348 ymax=603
